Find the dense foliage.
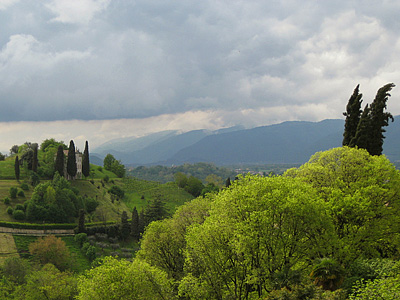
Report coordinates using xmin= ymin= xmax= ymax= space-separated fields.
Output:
xmin=1 ymin=147 xmax=400 ymax=299
xmin=128 ymin=162 xmax=236 ymax=183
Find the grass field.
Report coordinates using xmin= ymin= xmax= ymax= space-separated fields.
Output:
xmin=0 ymin=233 xmax=19 ymax=264
xmin=122 ymin=178 xmax=194 ymax=215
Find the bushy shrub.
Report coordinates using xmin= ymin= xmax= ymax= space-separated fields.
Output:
xmin=7 ymin=207 xmax=13 ymax=215
xmin=13 ymin=209 xmax=25 ymax=220
xmin=9 ymin=187 xmax=18 ymax=198
xmin=17 ymin=190 xmax=25 ymax=197
xmin=20 ymin=183 xmax=29 ymax=191
xmin=15 ymin=204 xmax=25 ymax=211
xmin=4 ymin=197 xmax=10 ymax=205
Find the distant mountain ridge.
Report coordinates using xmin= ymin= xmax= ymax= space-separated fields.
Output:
xmin=91 ymin=117 xmax=400 ymax=166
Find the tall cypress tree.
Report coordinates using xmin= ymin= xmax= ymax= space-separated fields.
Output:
xmin=131 ymin=207 xmax=140 ymax=240
xmin=343 ymin=84 xmax=363 ymax=146
xmin=55 ymin=145 xmax=65 ymax=177
xmin=348 ymin=83 xmax=395 ymax=155
xmin=67 ymin=140 xmax=77 ymax=179
xmin=120 ymin=211 xmax=130 ymax=240
xmin=350 ymin=104 xmax=371 ymax=150
xmin=14 ymin=156 xmax=20 ymax=181
xmin=82 ymin=141 xmax=90 ymax=178
xmin=368 ymin=83 xmax=395 ymax=156
xmin=32 ymin=144 xmax=38 ymax=173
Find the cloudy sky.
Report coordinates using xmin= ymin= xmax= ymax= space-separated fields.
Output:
xmin=1 ymin=0 xmax=400 ymax=153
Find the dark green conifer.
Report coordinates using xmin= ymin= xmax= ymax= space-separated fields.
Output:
xmin=120 ymin=211 xmax=130 ymax=240
xmin=368 ymin=83 xmax=395 ymax=155
xmin=55 ymin=145 xmax=65 ymax=177
xmin=32 ymin=144 xmax=38 ymax=173
xmin=14 ymin=156 xmax=20 ymax=181
xmin=67 ymin=140 xmax=77 ymax=179
xmin=343 ymin=84 xmax=363 ymax=146
xmin=78 ymin=209 xmax=85 ymax=233
xmin=350 ymin=104 xmax=371 ymax=150
xmin=82 ymin=141 xmax=90 ymax=178
xmin=131 ymin=207 xmax=140 ymax=240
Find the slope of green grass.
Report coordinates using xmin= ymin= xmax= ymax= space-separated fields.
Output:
xmin=122 ymin=177 xmax=194 ymax=215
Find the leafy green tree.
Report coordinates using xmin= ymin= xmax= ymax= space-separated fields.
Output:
xmin=10 ymin=145 xmax=19 ymax=155
xmin=108 ymin=185 xmax=124 ymax=200
xmin=103 ymin=154 xmax=125 ymax=178
xmin=174 ymin=172 xmax=188 ymax=188
xmin=55 ymin=145 xmax=65 ymax=177
xmin=82 ymin=141 xmax=90 ymax=178
xmin=40 ymin=138 xmax=66 ymax=152
xmin=284 ymin=147 xmax=400 ymax=263
xmin=67 ymin=140 xmax=77 ymax=179
xmin=76 ymin=257 xmax=174 ymax=300
xmin=181 ymin=175 xmax=333 ymax=299
xmin=138 ymin=196 xmax=212 ymax=280
xmin=184 ymin=176 xmax=204 ymax=197
xmin=12 ymin=263 xmax=77 ymax=300
xmin=343 ymin=84 xmax=363 ymax=146
xmin=1 ymin=257 xmax=30 ymax=286
xmin=103 ymin=154 xmax=116 ymax=171
xmin=349 ymin=275 xmax=400 ymax=300
xmin=14 ymin=156 xmax=20 ymax=181
xmin=29 ymin=235 xmax=71 ymax=271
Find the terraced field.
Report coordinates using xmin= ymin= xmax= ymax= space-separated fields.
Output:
xmin=0 ymin=233 xmax=19 ymax=264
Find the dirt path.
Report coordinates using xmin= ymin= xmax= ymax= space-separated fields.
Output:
xmin=0 ymin=227 xmax=74 ymax=236
xmin=0 ymin=233 xmax=19 ymax=263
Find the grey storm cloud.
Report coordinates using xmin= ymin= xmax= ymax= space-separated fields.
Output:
xmin=1 ymin=0 xmax=400 ymax=122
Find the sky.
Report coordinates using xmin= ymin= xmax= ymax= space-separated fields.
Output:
xmin=1 ymin=0 xmax=400 ymax=153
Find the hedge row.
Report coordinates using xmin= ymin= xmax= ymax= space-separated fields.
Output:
xmin=0 ymin=220 xmax=118 ymax=230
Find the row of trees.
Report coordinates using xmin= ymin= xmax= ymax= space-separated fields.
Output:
xmin=343 ymin=83 xmax=395 ymax=155
xmin=13 ymin=139 xmax=90 ymax=182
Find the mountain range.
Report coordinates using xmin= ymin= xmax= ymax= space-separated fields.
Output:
xmin=91 ymin=116 xmax=400 ymax=166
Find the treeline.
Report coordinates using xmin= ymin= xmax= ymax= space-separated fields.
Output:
xmin=127 ymin=162 xmax=236 ymax=183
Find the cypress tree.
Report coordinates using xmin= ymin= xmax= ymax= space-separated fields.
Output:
xmin=32 ymin=144 xmax=38 ymax=173
xmin=55 ymin=145 xmax=65 ymax=177
xmin=225 ymin=177 xmax=231 ymax=188
xmin=82 ymin=141 xmax=90 ymax=178
xmin=343 ymin=84 xmax=363 ymax=146
xmin=131 ymin=207 xmax=140 ymax=240
xmin=14 ymin=156 xmax=20 ymax=181
xmin=120 ymin=211 xmax=130 ymax=240
xmin=350 ymin=104 xmax=371 ymax=150
xmin=78 ymin=209 xmax=85 ymax=233
xmin=347 ymin=83 xmax=395 ymax=156
xmin=67 ymin=140 xmax=77 ymax=179
xmin=368 ymin=83 xmax=395 ymax=156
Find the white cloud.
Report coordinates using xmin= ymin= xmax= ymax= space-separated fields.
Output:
xmin=0 ymin=0 xmax=19 ymax=10
xmin=45 ymin=0 xmax=110 ymax=24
